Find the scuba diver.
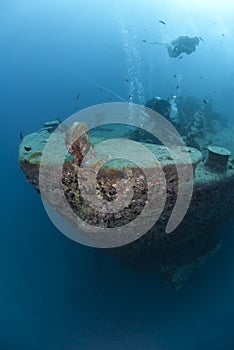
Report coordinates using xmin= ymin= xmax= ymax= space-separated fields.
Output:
xmin=150 ymin=36 xmax=201 ymax=57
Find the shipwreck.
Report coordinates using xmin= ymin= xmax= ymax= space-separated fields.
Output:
xmin=18 ymin=98 xmax=234 ymax=290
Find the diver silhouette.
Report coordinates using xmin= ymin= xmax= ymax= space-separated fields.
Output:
xmin=151 ymin=36 xmax=201 ymax=57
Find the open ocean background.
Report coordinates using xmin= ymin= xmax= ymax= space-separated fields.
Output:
xmin=1 ymin=0 xmax=234 ymax=349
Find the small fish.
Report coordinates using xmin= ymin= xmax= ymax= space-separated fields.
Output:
xmin=178 ymin=56 xmax=183 ymax=59
xmin=107 ymin=97 xmax=113 ymax=101
xmin=159 ymin=20 xmax=166 ymax=25
xmin=142 ymin=39 xmax=147 ymax=43
xmin=176 ymin=85 xmax=179 ymax=90
xmin=124 ymin=78 xmax=129 ymax=82
xmin=203 ymin=99 xmax=208 ymax=104
xmin=128 ymin=95 xmax=133 ymax=99
xmin=200 ymin=76 xmax=203 ymax=80
xmin=20 ymin=131 xmax=23 ymax=140
xmin=24 ymin=146 xmax=32 ymax=152
xmin=221 ymin=33 xmax=225 ymax=37
xmin=199 ymin=37 xmax=204 ymax=42
xmin=73 ymin=93 xmax=80 ymax=100
xmin=173 ymin=74 xmax=176 ymax=78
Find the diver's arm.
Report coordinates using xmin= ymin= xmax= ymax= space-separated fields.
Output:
xmin=167 ymin=45 xmax=181 ymax=57
xmin=167 ymin=45 xmax=174 ymax=57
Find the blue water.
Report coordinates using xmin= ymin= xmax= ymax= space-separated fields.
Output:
xmin=1 ymin=1 xmax=234 ymax=349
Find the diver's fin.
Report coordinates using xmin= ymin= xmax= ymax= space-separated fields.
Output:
xmin=149 ymin=41 xmax=168 ymax=46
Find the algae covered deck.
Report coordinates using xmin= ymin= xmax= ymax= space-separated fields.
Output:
xmin=19 ymin=126 xmax=202 ymax=169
